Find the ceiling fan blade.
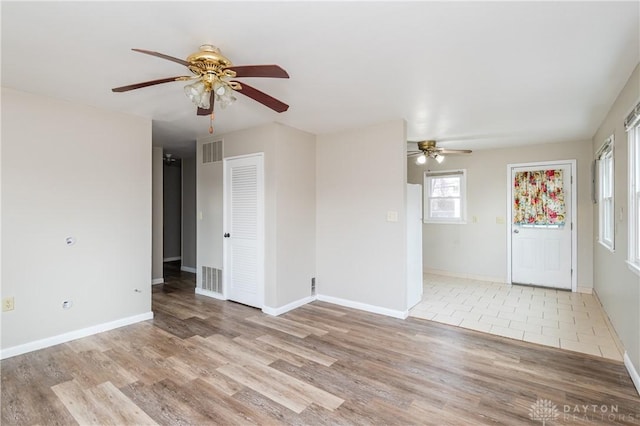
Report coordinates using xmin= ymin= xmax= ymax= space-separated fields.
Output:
xmin=438 ymin=149 xmax=473 ymax=154
xmin=197 ymin=92 xmax=215 ymax=116
xmin=131 ymin=48 xmax=190 ymax=67
xmin=225 ymin=65 xmax=289 ymax=78
xmin=111 ymin=76 xmax=191 ymax=92
xmin=407 ymin=152 xmax=424 ymax=157
xmin=231 ymin=81 xmax=289 ymax=113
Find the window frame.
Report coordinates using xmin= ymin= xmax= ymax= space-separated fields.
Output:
xmin=627 ymin=107 xmax=640 ymax=276
xmin=423 ymin=169 xmax=467 ymax=224
xmin=596 ymin=135 xmax=615 ymax=252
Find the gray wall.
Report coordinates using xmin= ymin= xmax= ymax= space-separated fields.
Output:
xmin=163 ymin=162 xmax=182 ymax=260
xmin=592 ymin=63 xmax=640 ymax=373
xmin=152 ymin=147 xmax=163 ymax=282
xmin=274 ymin=125 xmax=316 ymax=306
xmin=1 ymin=88 xmax=152 ymax=351
xmin=181 ymin=156 xmax=197 ymax=271
xmin=316 ymin=119 xmax=408 ymax=314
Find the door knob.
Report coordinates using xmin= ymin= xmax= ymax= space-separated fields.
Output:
xmin=513 ymin=229 xmax=519 ymax=234
xmin=224 ymin=233 xmax=230 ymax=238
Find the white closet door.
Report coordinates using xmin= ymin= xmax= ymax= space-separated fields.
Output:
xmin=223 ymin=154 xmax=264 ymax=308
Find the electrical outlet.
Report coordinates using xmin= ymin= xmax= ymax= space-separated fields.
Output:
xmin=2 ymin=297 xmax=15 ymax=312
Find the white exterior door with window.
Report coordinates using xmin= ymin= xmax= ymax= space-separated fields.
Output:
xmin=510 ymin=162 xmax=574 ymax=290
xmin=223 ymin=154 xmax=264 ymax=308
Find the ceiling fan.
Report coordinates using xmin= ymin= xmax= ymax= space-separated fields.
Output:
xmin=408 ymin=140 xmax=472 ymax=164
xmin=111 ymin=44 xmax=290 ymax=117
xmin=163 ymin=153 xmax=178 ymax=166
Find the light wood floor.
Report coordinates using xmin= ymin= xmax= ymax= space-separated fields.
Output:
xmin=2 ymin=265 xmax=639 ymax=425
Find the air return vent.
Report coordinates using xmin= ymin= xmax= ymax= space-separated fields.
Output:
xmin=201 ymin=266 xmax=223 ymax=293
xmin=202 ymin=140 xmax=223 ymax=164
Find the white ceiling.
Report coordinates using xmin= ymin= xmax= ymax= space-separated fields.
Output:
xmin=2 ymin=2 xmax=638 ymax=156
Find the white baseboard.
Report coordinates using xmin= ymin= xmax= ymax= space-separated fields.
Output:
xmin=152 ymin=278 xmax=164 ymax=285
xmin=0 ymin=311 xmax=154 ymax=360
xmin=163 ymin=256 xmax=181 ymax=262
xmin=181 ymin=266 xmax=197 ymax=273
xmin=316 ymin=294 xmax=408 ymax=319
xmin=424 ymin=268 xmax=507 ymax=284
xmin=195 ymin=287 xmax=226 ymax=300
xmin=263 ymin=295 xmax=316 ymax=316
xmin=576 ymin=286 xmax=593 ymax=294
xmin=624 ymin=352 xmax=640 ymax=396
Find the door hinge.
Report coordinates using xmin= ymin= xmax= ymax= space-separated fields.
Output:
xmin=571 ymin=222 xmax=573 ymax=230
xmin=571 ymin=175 xmax=573 ymax=184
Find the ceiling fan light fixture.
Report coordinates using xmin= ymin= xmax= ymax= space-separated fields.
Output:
xmin=184 ymin=80 xmax=210 ymax=109
xmin=434 ymin=154 xmax=445 ymax=163
xmin=214 ymin=80 xmax=227 ymax=96
xmin=214 ymin=80 xmax=236 ymax=109
xmin=416 ymin=154 xmax=427 ymax=165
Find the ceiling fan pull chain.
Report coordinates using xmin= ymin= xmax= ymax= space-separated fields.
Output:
xmin=209 ymin=112 xmax=215 ymax=134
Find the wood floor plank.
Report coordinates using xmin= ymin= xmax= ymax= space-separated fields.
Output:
xmin=232 ymin=335 xmax=309 ymax=368
xmin=190 ymin=334 xmax=277 ymax=366
xmin=257 ymin=334 xmax=338 ymax=366
xmin=176 ymin=378 xmax=275 ymax=425
xmin=241 ymin=361 xmax=344 ymax=411
xmin=53 ymin=349 xmax=138 ymax=389
xmin=247 ymin=315 xmax=328 ymax=338
xmin=85 ymin=382 xmax=158 ymax=425
xmin=216 ymin=363 xmax=310 ymax=413
xmin=120 ymin=379 xmax=214 ymax=425
xmin=284 ymin=312 xmax=350 ymax=334
xmin=51 ymin=380 xmax=113 ymax=425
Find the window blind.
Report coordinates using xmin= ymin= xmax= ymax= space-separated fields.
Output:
xmin=425 ymin=170 xmax=464 ymax=177
xmin=625 ymin=102 xmax=640 ymax=130
xmin=596 ymin=136 xmax=613 ymax=159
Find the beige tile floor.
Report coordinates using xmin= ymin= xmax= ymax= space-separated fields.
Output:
xmin=410 ymin=273 xmax=624 ymax=361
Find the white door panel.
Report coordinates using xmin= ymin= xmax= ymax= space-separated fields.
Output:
xmin=224 ymin=154 xmax=264 ymax=308
xmin=511 ymin=163 xmax=572 ymax=290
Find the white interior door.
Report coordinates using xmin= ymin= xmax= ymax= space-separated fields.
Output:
xmin=223 ymin=154 xmax=264 ymax=308
xmin=511 ymin=163 xmax=573 ymax=290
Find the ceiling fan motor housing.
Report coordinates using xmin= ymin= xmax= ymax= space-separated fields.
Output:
xmin=186 ymin=45 xmax=237 ymax=87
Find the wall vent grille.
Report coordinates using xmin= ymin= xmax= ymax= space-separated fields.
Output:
xmin=202 ymin=140 xmax=223 ymax=164
xmin=202 ymin=266 xmax=222 ymax=293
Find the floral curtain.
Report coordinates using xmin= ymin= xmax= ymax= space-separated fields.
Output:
xmin=513 ymin=169 xmax=566 ymax=225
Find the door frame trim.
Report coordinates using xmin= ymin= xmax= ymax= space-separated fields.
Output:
xmin=506 ymin=159 xmax=577 ymax=292
xmin=222 ymin=152 xmax=265 ymax=307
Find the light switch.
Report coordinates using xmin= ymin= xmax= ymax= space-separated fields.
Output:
xmin=387 ymin=211 xmax=398 ymax=222
xmin=472 ymin=216 xmax=479 ymax=223
xmin=496 ymin=217 xmax=505 ymax=224
xmin=198 ymin=211 xmax=203 ymax=220
xmin=2 ymin=297 xmax=14 ymax=312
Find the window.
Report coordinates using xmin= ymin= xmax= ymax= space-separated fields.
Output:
xmin=597 ymin=136 xmax=615 ymax=251
xmin=626 ymin=102 xmax=640 ymax=275
xmin=424 ymin=170 xmax=467 ymax=223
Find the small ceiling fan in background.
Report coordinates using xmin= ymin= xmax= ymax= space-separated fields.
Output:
xmin=408 ymin=140 xmax=472 ymax=164
xmin=112 ymin=44 xmax=290 ymax=133
xmin=163 ymin=153 xmax=179 ymax=166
